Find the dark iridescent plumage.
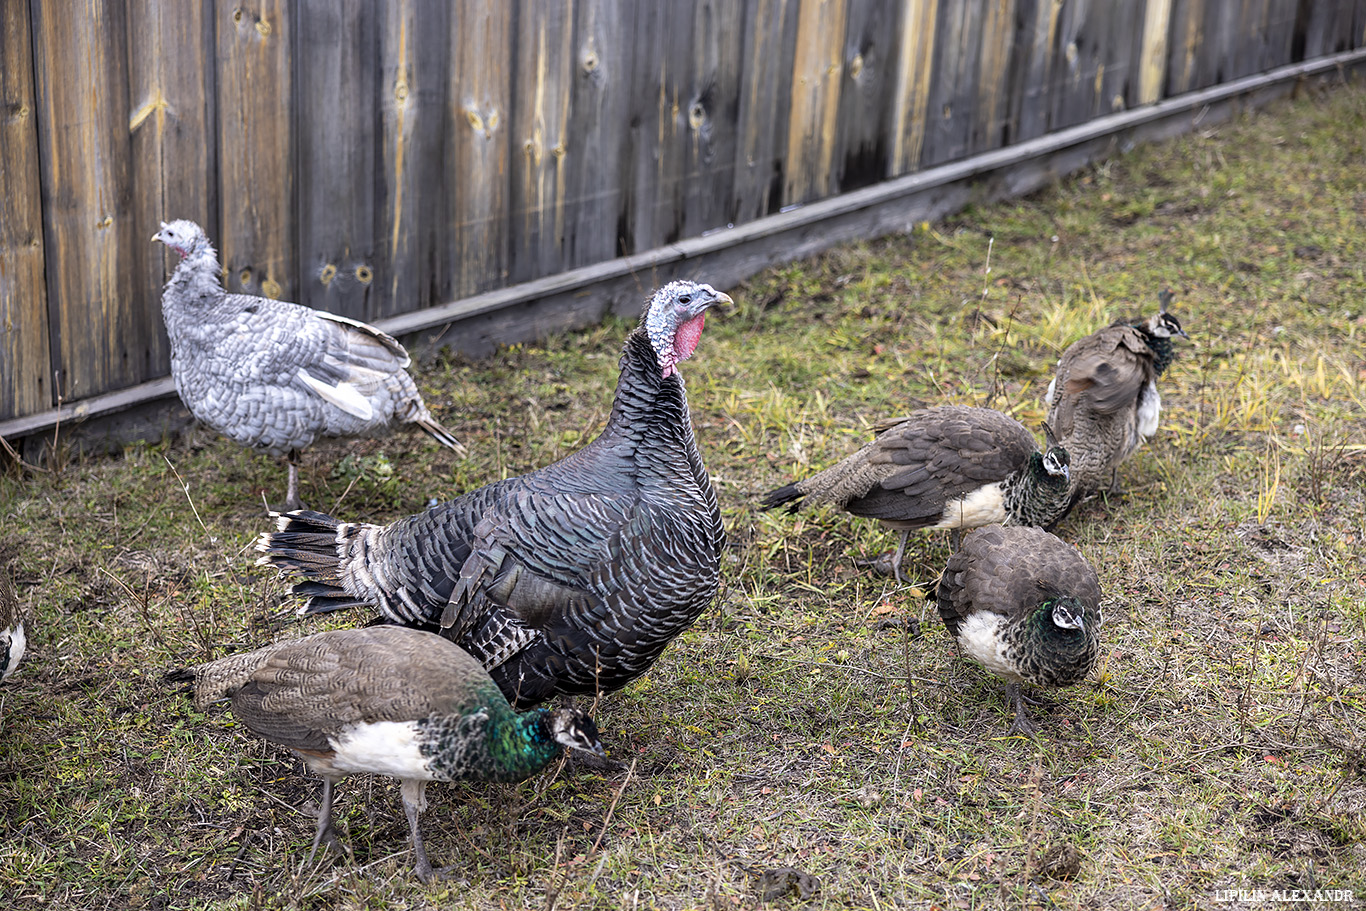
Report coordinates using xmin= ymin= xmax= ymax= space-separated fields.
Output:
xmin=257 ymin=281 xmax=729 ymax=708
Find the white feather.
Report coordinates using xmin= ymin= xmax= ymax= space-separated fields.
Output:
xmin=330 ymin=720 xmax=434 ymax=779
xmin=939 ymin=483 xmax=1006 ymax=529
xmin=1136 ymin=382 xmax=1161 ymax=439
xmin=1044 ymin=375 xmax=1057 ymax=407
xmin=956 ymin=613 xmax=1021 ymax=682
xmin=297 ymin=369 xmax=376 ymax=421
xmin=1 ymin=622 xmax=25 ymax=683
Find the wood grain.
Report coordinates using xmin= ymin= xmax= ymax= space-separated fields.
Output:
xmin=296 ymin=0 xmax=377 ymax=320
xmin=0 ymin=0 xmax=52 ymax=419
xmin=447 ymin=1 xmax=510 ymax=299
xmin=564 ymin=0 xmax=638 ymax=267
xmin=30 ymin=0 xmax=141 ymax=403
xmin=889 ymin=0 xmax=939 ymax=174
xmin=128 ymin=0 xmax=214 ymax=380
xmin=376 ymin=0 xmax=450 ymax=318
xmin=510 ymin=0 xmax=575 ymax=283
xmin=216 ymin=0 xmax=296 ymax=303
xmin=784 ymin=0 xmax=849 ymax=204
xmin=732 ymin=0 xmax=801 ymax=221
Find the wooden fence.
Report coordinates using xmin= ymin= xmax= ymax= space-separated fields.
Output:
xmin=2 ymin=0 xmax=1365 ymax=431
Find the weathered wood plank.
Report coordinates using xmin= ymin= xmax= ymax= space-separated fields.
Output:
xmin=376 ymin=0 xmax=450 ymax=318
xmin=783 ymin=0 xmax=849 ymax=204
xmin=972 ymin=0 xmax=1016 ymax=154
xmin=679 ymin=1 xmax=746 ymax=237
xmin=1138 ymin=0 xmax=1175 ymax=104
xmin=30 ymin=0 xmax=144 ymax=404
xmin=216 ymin=0 xmax=295 ymax=303
xmin=0 ymin=0 xmax=52 ymax=420
xmin=510 ymin=0 xmax=575 ymax=283
xmin=296 ymin=0 xmax=377 ymax=320
xmin=889 ymin=0 xmax=939 ymax=174
xmin=1167 ymin=0 xmax=1204 ymax=95
xmin=127 ymin=0 xmax=214 ymax=381
xmin=563 ymin=0 xmax=637 ymax=267
xmin=921 ymin=0 xmax=982 ymax=166
xmin=1007 ymin=0 xmax=1061 ymax=143
xmin=446 ymin=1 xmax=511 ymax=298
xmin=833 ymin=0 xmax=900 ymax=190
xmin=733 ymin=0 xmax=801 ymax=219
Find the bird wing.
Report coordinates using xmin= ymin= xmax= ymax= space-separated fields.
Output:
xmin=437 ymin=489 xmax=638 ymax=648
xmin=225 ymin=628 xmax=489 ymax=749
xmin=848 ymin=409 xmax=1035 ymax=521
xmin=1047 ymin=327 xmax=1154 ymax=432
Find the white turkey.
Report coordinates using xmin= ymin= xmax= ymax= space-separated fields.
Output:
xmin=152 ymin=219 xmax=462 ymax=509
xmin=257 ymin=280 xmax=730 ymax=708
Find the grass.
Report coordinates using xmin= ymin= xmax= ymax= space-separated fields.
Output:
xmin=3 ymin=81 xmax=1366 ymax=910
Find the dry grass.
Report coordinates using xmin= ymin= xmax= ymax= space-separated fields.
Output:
xmin=2 ymin=82 xmax=1365 ymax=910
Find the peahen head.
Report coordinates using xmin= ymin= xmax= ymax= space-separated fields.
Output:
xmin=643 ymin=281 xmax=732 ymax=377
xmin=1143 ymin=288 xmax=1188 ymax=340
xmin=152 ymin=219 xmax=216 ymax=263
xmin=1037 ymin=587 xmax=1098 ymax=636
xmin=1038 ymin=423 xmax=1070 ymax=484
xmin=546 ymin=707 xmax=607 ymax=757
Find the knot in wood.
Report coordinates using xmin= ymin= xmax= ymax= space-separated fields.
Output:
xmin=319 ymin=264 xmax=337 ymax=286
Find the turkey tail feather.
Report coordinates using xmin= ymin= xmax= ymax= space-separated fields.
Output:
xmin=416 ymin=416 xmax=465 ymax=454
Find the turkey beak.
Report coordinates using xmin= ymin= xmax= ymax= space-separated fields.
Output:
xmin=708 ymin=290 xmax=734 ymax=315
xmin=151 ymin=221 xmax=168 ymax=243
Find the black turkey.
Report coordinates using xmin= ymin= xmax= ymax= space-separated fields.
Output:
xmin=152 ymin=219 xmax=462 ymax=509
xmin=258 ymin=281 xmax=730 ymax=708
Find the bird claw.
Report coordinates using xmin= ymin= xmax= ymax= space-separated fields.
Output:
xmin=855 ymin=551 xmax=904 ymax=582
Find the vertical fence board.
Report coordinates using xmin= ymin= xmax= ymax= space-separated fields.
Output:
xmin=216 ymin=0 xmax=296 ymax=304
xmin=783 ymin=0 xmax=848 ymax=205
xmin=972 ymin=0 xmax=1016 ymax=154
xmin=127 ymin=0 xmax=214 ymax=380
xmin=680 ymin=1 xmax=746 ymax=239
xmin=447 ymin=2 xmax=510 ymax=299
xmin=563 ymin=0 xmax=636 ymax=267
xmin=296 ymin=0 xmax=377 ymax=320
xmin=31 ymin=0 xmax=142 ymax=404
xmin=733 ymin=0 xmax=801 ymax=218
xmin=376 ymin=0 xmax=450 ymax=318
xmin=1009 ymin=0 xmax=1061 ymax=142
xmin=511 ymin=1 xmax=575 ymax=284
xmin=623 ymin=5 xmax=687 ymax=252
xmin=1138 ymin=0 xmax=1174 ymax=104
xmin=890 ymin=0 xmax=939 ymax=175
xmin=1264 ymin=0 xmax=1297 ymax=70
xmin=922 ymin=0 xmax=982 ymax=167
xmin=1167 ymin=0 xmax=1204 ymax=95
xmin=0 ymin=0 xmax=51 ymax=420
xmin=834 ymin=0 xmax=901 ymax=191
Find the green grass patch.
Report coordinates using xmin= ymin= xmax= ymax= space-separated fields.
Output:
xmin=3 ymin=84 xmax=1366 ymax=909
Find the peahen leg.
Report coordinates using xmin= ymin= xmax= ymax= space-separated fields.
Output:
xmin=400 ymin=780 xmax=436 ymax=883
xmin=306 ymin=777 xmax=341 ymax=869
xmin=1005 ymin=683 xmax=1038 ymax=736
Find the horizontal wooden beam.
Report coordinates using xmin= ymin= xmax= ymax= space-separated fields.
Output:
xmin=4 ymin=46 xmax=1365 ymax=446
